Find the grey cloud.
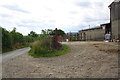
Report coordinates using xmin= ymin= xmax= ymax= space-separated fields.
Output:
xmin=84 ymin=15 xmax=109 ymax=22
xmin=64 ymin=25 xmax=83 ymax=33
xmin=0 ymin=13 xmax=12 ymax=18
xmin=84 ymin=17 xmax=96 ymax=22
xmin=94 ymin=2 xmax=104 ymax=7
xmin=83 ymin=17 xmax=110 ymax=28
xmin=75 ymin=2 xmax=91 ymax=7
xmin=21 ymin=20 xmax=40 ymax=24
xmin=69 ymin=11 xmax=78 ymax=14
xmin=85 ymin=18 xmax=109 ymax=22
xmin=16 ymin=24 xmax=37 ymax=31
xmin=45 ymin=7 xmax=53 ymax=11
xmin=49 ymin=20 xmax=56 ymax=23
xmin=2 ymin=5 xmax=30 ymax=13
xmin=17 ymin=23 xmax=37 ymax=27
xmin=17 ymin=20 xmax=55 ymax=28
xmin=17 ymin=24 xmax=27 ymax=27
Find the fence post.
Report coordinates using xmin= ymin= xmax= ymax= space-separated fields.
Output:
xmin=54 ymin=28 xmax=59 ymax=49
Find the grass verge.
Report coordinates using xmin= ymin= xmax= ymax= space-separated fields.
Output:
xmin=2 ymin=44 xmax=30 ymax=54
xmin=28 ymin=44 xmax=70 ymax=58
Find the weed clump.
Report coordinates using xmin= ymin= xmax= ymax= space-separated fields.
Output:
xmin=29 ymin=37 xmax=70 ymax=57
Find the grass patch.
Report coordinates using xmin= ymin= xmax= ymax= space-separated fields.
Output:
xmin=28 ymin=44 xmax=70 ymax=58
xmin=2 ymin=48 xmax=13 ymax=53
xmin=2 ymin=44 xmax=30 ymax=54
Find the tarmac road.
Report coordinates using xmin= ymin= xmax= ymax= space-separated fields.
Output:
xmin=0 ymin=47 xmax=30 ymax=79
xmin=1 ymin=47 xmax=31 ymax=63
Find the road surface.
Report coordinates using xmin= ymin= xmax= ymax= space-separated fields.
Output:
xmin=0 ymin=47 xmax=30 ymax=79
xmin=1 ymin=47 xmax=30 ymax=63
xmin=2 ymin=42 xmax=118 ymax=78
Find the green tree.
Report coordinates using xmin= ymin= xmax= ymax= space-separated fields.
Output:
xmin=41 ymin=29 xmax=46 ymax=34
xmin=41 ymin=29 xmax=53 ymax=35
xmin=23 ymin=36 xmax=34 ymax=43
xmin=10 ymin=27 xmax=24 ymax=45
xmin=2 ymin=27 xmax=12 ymax=49
xmin=50 ymin=29 xmax=65 ymax=37
xmin=28 ymin=31 xmax=38 ymax=37
xmin=47 ymin=29 xmax=53 ymax=34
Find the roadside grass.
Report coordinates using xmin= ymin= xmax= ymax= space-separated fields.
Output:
xmin=28 ymin=44 xmax=70 ymax=58
xmin=2 ymin=44 xmax=30 ymax=54
xmin=2 ymin=48 xmax=13 ymax=53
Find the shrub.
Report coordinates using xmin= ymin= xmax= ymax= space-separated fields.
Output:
xmin=29 ymin=44 xmax=70 ymax=57
xmin=29 ymin=36 xmax=70 ymax=57
xmin=30 ymin=37 xmax=54 ymax=54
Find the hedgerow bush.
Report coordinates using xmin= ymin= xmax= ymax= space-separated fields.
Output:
xmin=29 ymin=36 xmax=70 ymax=57
xmin=30 ymin=37 xmax=54 ymax=54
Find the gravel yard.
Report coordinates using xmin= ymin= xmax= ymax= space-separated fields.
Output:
xmin=2 ymin=41 xmax=119 ymax=78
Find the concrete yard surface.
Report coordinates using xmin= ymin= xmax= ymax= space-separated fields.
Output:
xmin=2 ymin=42 xmax=119 ymax=78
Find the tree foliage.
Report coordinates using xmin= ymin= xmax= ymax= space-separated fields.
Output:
xmin=2 ymin=27 xmax=12 ymax=49
xmin=50 ymin=29 xmax=65 ymax=36
xmin=28 ymin=31 xmax=38 ymax=37
xmin=1 ymin=27 xmax=38 ymax=52
xmin=41 ymin=29 xmax=53 ymax=35
xmin=10 ymin=27 xmax=24 ymax=45
xmin=1 ymin=27 xmax=66 ymax=53
xmin=41 ymin=29 xmax=65 ymax=37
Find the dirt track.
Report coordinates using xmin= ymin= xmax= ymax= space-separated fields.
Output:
xmin=2 ymin=42 xmax=119 ymax=78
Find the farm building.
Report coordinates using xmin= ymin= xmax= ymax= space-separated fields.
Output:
xmin=65 ymin=23 xmax=111 ymax=41
xmin=65 ymin=1 xmax=120 ymax=42
xmin=79 ymin=26 xmax=105 ymax=41
xmin=101 ymin=23 xmax=111 ymax=41
xmin=109 ymin=1 xmax=120 ymax=40
xmin=66 ymin=32 xmax=79 ymax=41
xmin=78 ymin=23 xmax=111 ymax=41
xmin=101 ymin=23 xmax=111 ymax=34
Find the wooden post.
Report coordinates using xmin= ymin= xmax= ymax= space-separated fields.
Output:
xmin=55 ymin=28 xmax=59 ymax=49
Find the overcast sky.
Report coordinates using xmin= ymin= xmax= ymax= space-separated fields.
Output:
xmin=0 ymin=0 xmax=114 ymax=35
